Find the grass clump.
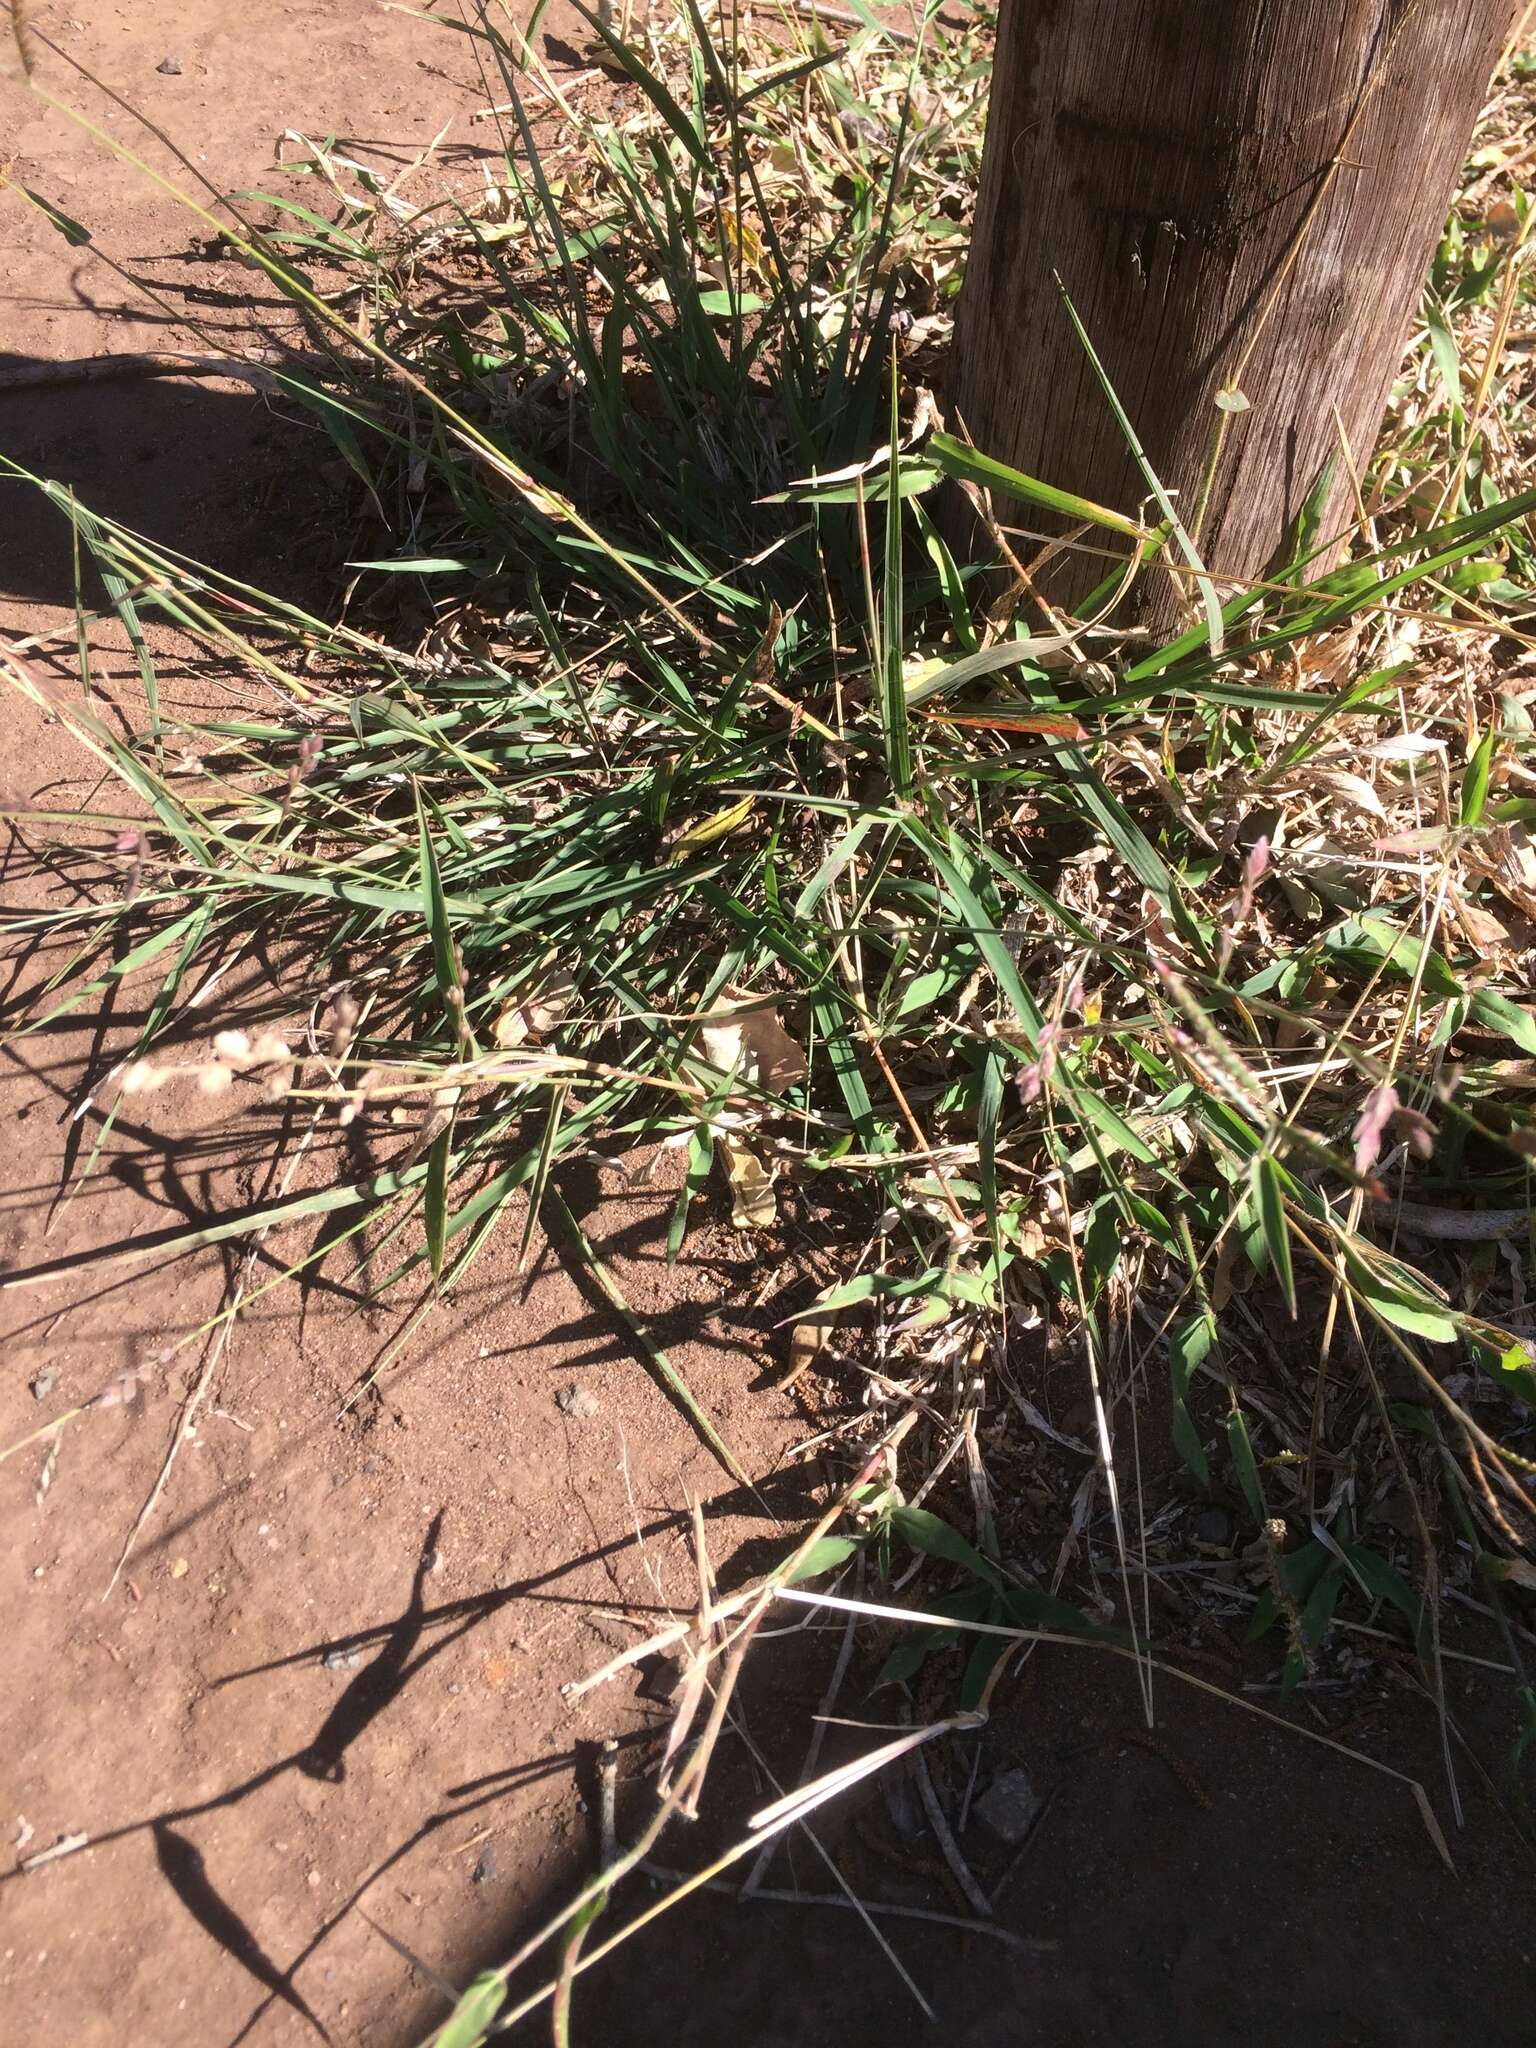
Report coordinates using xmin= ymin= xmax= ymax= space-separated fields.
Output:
xmin=4 ymin=0 xmax=1536 ymax=2018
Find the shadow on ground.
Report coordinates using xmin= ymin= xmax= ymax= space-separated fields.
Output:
xmin=1 ymin=362 xmax=347 ymax=612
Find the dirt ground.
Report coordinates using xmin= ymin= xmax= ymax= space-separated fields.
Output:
xmin=3 ymin=4 xmax=1535 ymax=2045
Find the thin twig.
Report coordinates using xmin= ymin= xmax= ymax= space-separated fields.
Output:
xmin=598 ymin=1742 xmax=619 ymax=1872
xmin=910 ymin=1742 xmax=992 ymax=1919
xmin=0 ymin=351 xmax=327 ymax=393
xmin=989 ymin=1786 xmax=1062 ymax=1909
xmin=741 ymin=1578 xmax=861 ymax=1897
xmin=642 ymin=1862 xmax=1054 ymax=1952
xmin=102 ymin=1106 xmax=325 ymax=1600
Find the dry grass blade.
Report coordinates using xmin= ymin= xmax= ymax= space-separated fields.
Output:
xmin=774 ymin=1588 xmax=1458 ymax=1873
xmin=3 ymin=0 xmax=35 ymax=78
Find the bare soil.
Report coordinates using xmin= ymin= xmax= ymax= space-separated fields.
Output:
xmin=2 ymin=5 xmax=1534 ymax=2045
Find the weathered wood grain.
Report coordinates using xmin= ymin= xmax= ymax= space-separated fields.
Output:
xmin=949 ymin=0 xmax=1516 ymax=606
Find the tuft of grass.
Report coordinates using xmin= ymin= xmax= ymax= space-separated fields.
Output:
xmin=4 ymin=0 xmax=1536 ymax=2019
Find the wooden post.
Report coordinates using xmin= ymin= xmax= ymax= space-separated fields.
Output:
xmin=948 ymin=0 xmax=1515 ymax=606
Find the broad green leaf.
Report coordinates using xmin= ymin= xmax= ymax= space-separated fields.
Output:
xmin=1227 ymin=1410 xmax=1267 ymax=1526
xmin=1469 ymin=987 xmax=1536 ymax=1056
xmin=1082 ymin=1194 xmax=1123 ymax=1298
xmin=767 ymin=458 xmax=944 ymax=505
xmin=19 ymin=186 xmax=92 ymax=245
xmin=432 ymin=1971 xmax=505 ymax=2048
xmin=911 ymin=496 xmax=979 ymax=653
xmin=1168 ymin=1312 xmax=1214 ymax=1487
xmin=1294 ymin=1557 xmax=1345 ymax=1687
xmin=666 ymin=1124 xmax=714 ymax=1262
xmin=785 ymin=1535 xmax=859 ymax=1585
xmin=888 ymin=1504 xmax=1002 ymax=1588
xmin=1345 ymin=1251 xmax=1459 ymax=1344
xmin=959 ymin=1625 xmax=1011 ymax=1709
xmin=872 ymin=1584 xmax=991 ymax=1690
xmin=697 ymin=288 xmax=767 ymax=315
xmin=1323 ymin=915 xmax=1462 ymax=1000
xmin=1343 ymin=1544 xmax=1425 ymax=1636
xmin=1001 ymin=1585 xmax=1112 ymax=1637
xmin=806 ymin=1269 xmax=943 ymax=1317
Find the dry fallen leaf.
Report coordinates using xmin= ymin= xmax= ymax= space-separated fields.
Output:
xmin=778 ymin=1303 xmax=839 ymax=1388
xmin=699 ymin=989 xmax=806 ymax=1096
xmin=493 ymin=971 xmax=575 ymax=1048
xmin=1486 ymin=198 xmax=1520 ymax=245
xmin=1483 ymin=1554 xmax=1536 ymax=1591
xmin=1450 ymin=891 xmax=1509 ymax=953
xmin=721 ymin=1132 xmax=776 ymax=1228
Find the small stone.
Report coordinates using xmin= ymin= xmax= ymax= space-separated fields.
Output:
xmin=29 ymin=1370 xmax=58 ymax=1402
xmin=973 ymin=1768 xmax=1042 ymax=1846
xmin=156 ymin=54 xmax=182 ymax=74
xmin=1192 ymin=1505 xmax=1235 ymax=1549
xmin=879 ymin=1769 xmax=926 ymax=1844
xmin=556 ymin=1383 xmax=599 ymax=1420
xmin=322 ymin=1647 xmax=364 ymax=1672
xmin=838 ymin=108 xmax=884 ymax=148
xmin=472 ymin=1844 xmax=498 ymax=1886
xmin=636 ymin=1651 xmax=686 ymax=1706
xmin=169 ymin=1558 xmax=189 ymax=1580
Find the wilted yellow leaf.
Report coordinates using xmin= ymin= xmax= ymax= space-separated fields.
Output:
xmin=718 ymin=204 xmax=766 ymax=277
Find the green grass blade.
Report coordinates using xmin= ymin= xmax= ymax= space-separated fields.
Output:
xmin=1053 ymin=279 xmax=1224 ymax=654
xmin=880 ymin=361 xmax=914 ymax=798
xmin=1251 ymin=1155 xmax=1296 ymax=1317
xmin=926 ymin=431 xmax=1146 ymax=540
xmin=425 ymin=1123 xmax=453 ymax=1288
xmin=543 ymin=1186 xmax=751 ymax=1488
xmin=1460 ymin=720 xmax=1496 ymax=827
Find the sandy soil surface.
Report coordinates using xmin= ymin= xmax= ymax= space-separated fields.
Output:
xmin=2 ymin=5 xmax=1534 ymax=2045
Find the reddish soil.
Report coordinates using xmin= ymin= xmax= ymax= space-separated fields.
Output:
xmin=2 ymin=6 xmax=1534 ymax=2046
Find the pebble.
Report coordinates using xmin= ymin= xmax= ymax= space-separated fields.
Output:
xmin=556 ymin=1384 xmax=599 ymax=1420
xmin=1192 ymin=1505 xmax=1236 ymax=1549
xmin=472 ymin=1844 xmax=498 ymax=1886
xmin=973 ymin=1768 xmax=1042 ymax=1845
xmin=29 ymin=1371 xmax=58 ymax=1402
xmin=322 ymin=1647 xmax=364 ymax=1672
xmin=156 ymin=54 xmax=182 ymax=74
